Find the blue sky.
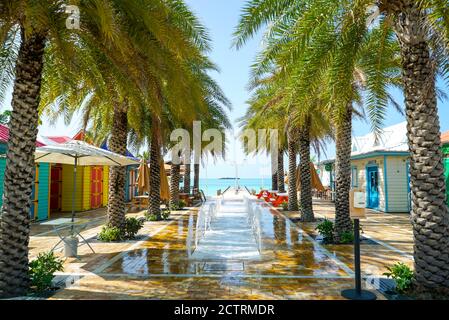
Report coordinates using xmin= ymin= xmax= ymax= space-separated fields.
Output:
xmin=183 ymin=0 xmax=449 ymax=178
xmin=1 ymin=0 xmax=448 ymax=179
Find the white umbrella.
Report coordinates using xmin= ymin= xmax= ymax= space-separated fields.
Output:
xmin=35 ymin=140 xmax=138 ymax=223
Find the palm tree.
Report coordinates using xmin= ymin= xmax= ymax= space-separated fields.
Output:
xmin=0 ymin=0 xmax=107 ymax=297
xmin=149 ymin=114 xmax=163 ymax=218
xmin=297 ymin=117 xmax=313 ymax=220
xmin=107 ymin=104 xmax=128 ymax=229
xmin=271 ymin=156 xmax=278 ymax=191
xmin=287 ymin=126 xmax=299 ymax=211
xmin=235 ymin=0 xmax=449 ymax=289
xmin=378 ymin=0 xmax=449 ymax=290
xmin=169 ymin=160 xmax=181 ymax=208
xmin=234 ymin=0 xmax=401 ymax=233
xmin=239 ymin=73 xmax=300 ymax=211
xmin=0 ymin=0 xmax=217 ymax=297
xmin=240 ymin=68 xmax=332 ymax=218
xmin=0 ymin=28 xmax=46 ymax=298
xmin=277 ymin=150 xmax=286 ymax=193
xmin=183 ymin=160 xmax=191 ymax=194
xmin=193 ymin=162 xmax=200 ymax=192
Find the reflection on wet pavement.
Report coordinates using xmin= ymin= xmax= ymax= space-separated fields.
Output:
xmin=49 ymin=191 xmax=405 ymax=300
xmin=191 ymin=198 xmax=260 ymax=261
xmin=99 ymin=193 xmax=351 ymax=279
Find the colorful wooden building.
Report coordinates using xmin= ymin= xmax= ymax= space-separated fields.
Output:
xmin=318 ymin=122 xmax=411 ymax=213
xmin=0 ymin=124 xmax=49 ymax=221
xmin=0 ymin=127 xmax=141 ymax=221
xmin=49 ymin=164 xmax=109 ymax=214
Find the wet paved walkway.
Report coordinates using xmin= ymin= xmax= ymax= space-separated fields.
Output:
xmin=190 ymin=197 xmax=260 ymax=261
xmin=32 ymin=190 xmax=415 ymax=300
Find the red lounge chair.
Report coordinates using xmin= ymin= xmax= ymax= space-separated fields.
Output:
xmin=271 ymin=193 xmax=289 ymax=207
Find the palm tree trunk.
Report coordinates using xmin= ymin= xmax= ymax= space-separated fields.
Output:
xmin=107 ymin=105 xmax=127 ymax=230
xmin=148 ymin=119 xmax=161 ymax=218
xmin=271 ymin=154 xmax=278 ymax=191
xmin=333 ymin=103 xmax=353 ymax=242
xmin=287 ymin=128 xmax=298 ymax=211
xmin=390 ymin=0 xmax=449 ymax=290
xmin=298 ymin=119 xmax=314 ymax=222
xmin=0 ymin=31 xmax=46 ymax=298
xmin=194 ymin=163 xmax=200 ymax=192
xmin=277 ymin=150 xmax=285 ymax=193
xmin=169 ymin=164 xmax=180 ymax=208
xmin=183 ymin=162 xmax=191 ymax=194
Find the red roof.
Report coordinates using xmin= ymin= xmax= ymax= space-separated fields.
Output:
xmin=45 ymin=136 xmax=72 ymax=144
xmin=44 ymin=130 xmax=88 ymax=145
xmin=442 ymin=131 xmax=449 ymax=144
xmin=0 ymin=124 xmax=45 ymax=147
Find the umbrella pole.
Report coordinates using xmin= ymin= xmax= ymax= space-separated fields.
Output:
xmin=71 ymin=156 xmax=78 ymax=233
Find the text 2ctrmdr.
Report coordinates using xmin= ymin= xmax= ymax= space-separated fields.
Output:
xmin=174 ymin=304 xmax=275 ymax=317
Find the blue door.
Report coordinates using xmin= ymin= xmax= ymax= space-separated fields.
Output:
xmin=367 ymin=166 xmax=379 ymax=208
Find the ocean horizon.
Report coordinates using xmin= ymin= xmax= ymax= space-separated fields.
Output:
xmin=197 ymin=178 xmax=272 ymax=196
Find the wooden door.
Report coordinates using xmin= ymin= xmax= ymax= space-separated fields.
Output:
xmin=50 ymin=165 xmax=62 ymax=212
xmin=91 ymin=166 xmax=103 ymax=208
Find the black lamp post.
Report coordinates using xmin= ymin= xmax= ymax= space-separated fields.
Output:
xmin=341 ymin=218 xmax=377 ymax=300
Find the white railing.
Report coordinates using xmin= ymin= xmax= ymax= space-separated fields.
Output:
xmin=194 ymin=197 xmax=220 ymax=248
xmin=245 ymin=195 xmax=262 ymax=253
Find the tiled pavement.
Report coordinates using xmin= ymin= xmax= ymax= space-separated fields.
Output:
xmin=27 ymin=194 xmax=414 ymax=300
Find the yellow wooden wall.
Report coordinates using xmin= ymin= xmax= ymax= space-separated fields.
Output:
xmin=61 ymin=164 xmax=110 ymax=212
xmin=82 ymin=166 xmax=91 ymax=210
xmin=102 ymin=166 xmax=109 ymax=206
xmin=61 ymin=164 xmax=84 ymax=212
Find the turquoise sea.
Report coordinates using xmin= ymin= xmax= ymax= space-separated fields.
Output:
xmin=198 ymin=178 xmax=272 ymax=197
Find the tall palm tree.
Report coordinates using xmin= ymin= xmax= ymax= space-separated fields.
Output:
xmin=149 ymin=114 xmax=163 ymax=218
xmin=193 ymin=162 xmax=200 ymax=192
xmin=287 ymin=126 xmax=299 ymax=211
xmin=271 ymin=156 xmax=278 ymax=191
xmin=379 ymin=0 xmax=449 ymax=290
xmin=277 ymin=149 xmax=286 ymax=193
xmin=107 ymin=104 xmax=128 ymax=229
xmin=234 ymin=0 xmax=401 ymax=234
xmin=0 ymin=0 xmax=217 ymax=297
xmin=183 ymin=160 xmax=191 ymax=194
xmin=0 ymin=28 xmax=46 ymax=298
xmin=0 ymin=0 xmax=119 ymax=297
xmin=298 ymin=117 xmax=313 ymax=220
xmin=169 ymin=161 xmax=181 ymax=208
xmin=235 ymin=0 xmax=449 ymax=289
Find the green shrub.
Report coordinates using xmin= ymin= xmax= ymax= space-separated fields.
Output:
xmin=316 ymin=219 xmax=334 ymax=243
xmin=281 ymin=201 xmax=288 ymax=211
xmin=178 ymin=200 xmax=186 ymax=209
xmin=146 ymin=209 xmax=170 ymax=221
xmin=340 ymin=231 xmax=354 ymax=244
xmin=145 ymin=213 xmax=159 ymax=221
xmin=98 ymin=217 xmax=145 ymax=241
xmin=125 ymin=217 xmax=145 ymax=239
xmin=98 ymin=225 xmax=123 ymax=242
xmin=161 ymin=208 xmax=170 ymax=220
xmin=383 ymin=262 xmax=414 ymax=293
xmin=170 ymin=200 xmax=186 ymax=211
xmin=29 ymin=252 xmax=64 ymax=292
